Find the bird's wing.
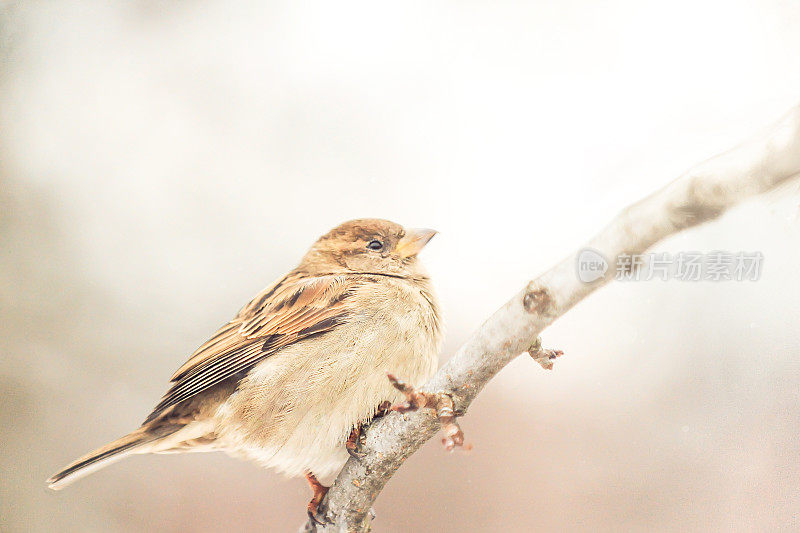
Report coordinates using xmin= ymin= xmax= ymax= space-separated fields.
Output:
xmin=144 ymin=273 xmax=360 ymax=423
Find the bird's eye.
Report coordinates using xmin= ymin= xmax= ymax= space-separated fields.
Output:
xmin=366 ymin=240 xmax=384 ymax=251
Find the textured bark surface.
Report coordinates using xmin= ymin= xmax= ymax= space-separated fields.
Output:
xmin=305 ymin=103 xmax=800 ymax=532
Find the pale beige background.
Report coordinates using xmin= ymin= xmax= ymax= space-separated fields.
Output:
xmin=2 ymin=1 xmax=800 ymax=532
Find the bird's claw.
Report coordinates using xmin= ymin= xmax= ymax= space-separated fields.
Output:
xmin=307 ymin=509 xmax=324 ymax=528
xmin=343 ymin=400 xmax=396 ymax=461
xmin=375 ymin=400 xmax=392 ymax=418
xmin=306 ymin=502 xmax=333 ymax=528
xmin=345 ymin=424 xmax=367 ymax=460
xmin=386 ymin=373 xmax=472 ymax=452
xmin=346 ymin=444 xmax=366 ymax=460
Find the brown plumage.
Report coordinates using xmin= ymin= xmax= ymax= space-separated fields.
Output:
xmin=47 ymin=219 xmax=442 ymax=520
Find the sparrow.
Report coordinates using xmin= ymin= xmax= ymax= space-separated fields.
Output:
xmin=47 ymin=219 xmax=442 ymax=523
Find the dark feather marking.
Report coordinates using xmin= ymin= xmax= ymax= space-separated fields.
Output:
xmin=297 ymin=315 xmax=343 ymax=336
xmin=261 ymin=333 xmax=282 ymax=351
xmin=329 ymin=286 xmax=355 ymax=304
xmin=286 ymin=289 xmax=303 ymax=307
xmin=270 ymin=299 xmax=287 ymax=312
xmin=250 ymin=277 xmax=286 ymax=311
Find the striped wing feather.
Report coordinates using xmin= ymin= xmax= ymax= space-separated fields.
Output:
xmin=144 ymin=274 xmax=357 ymax=423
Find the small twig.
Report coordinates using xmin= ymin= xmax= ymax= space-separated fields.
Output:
xmin=528 ymin=337 xmax=564 ymax=370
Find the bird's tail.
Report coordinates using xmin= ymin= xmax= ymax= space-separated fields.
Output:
xmin=47 ymin=428 xmax=161 ymax=490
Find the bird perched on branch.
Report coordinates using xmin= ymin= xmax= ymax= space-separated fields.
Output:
xmin=47 ymin=219 xmax=442 ymax=524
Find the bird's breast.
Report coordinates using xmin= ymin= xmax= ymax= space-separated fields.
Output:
xmin=213 ymin=279 xmax=441 ymax=478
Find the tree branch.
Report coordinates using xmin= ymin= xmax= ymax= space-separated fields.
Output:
xmin=307 ymin=103 xmax=800 ymax=532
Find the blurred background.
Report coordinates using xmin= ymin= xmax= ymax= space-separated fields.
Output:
xmin=2 ymin=1 xmax=800 ymax=531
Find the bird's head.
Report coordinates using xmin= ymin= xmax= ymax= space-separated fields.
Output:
xmin=299 ymin=218 xmax=437 ymax=278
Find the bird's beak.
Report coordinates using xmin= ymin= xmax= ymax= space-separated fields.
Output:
xmin=396 ymin=228 xmax=438 ymax=258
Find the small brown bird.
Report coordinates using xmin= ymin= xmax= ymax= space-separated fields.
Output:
xmin=47 ymin=219 xmax=441 ymax=522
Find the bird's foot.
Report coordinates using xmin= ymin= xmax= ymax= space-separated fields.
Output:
xmin=345 ymin=424 xmax=367 ymax=459
xmin=527 ymin=337 xmax=563 ymax=370
xmin=386 ymin=373 xmax=471 ymax=451
xmin=374 ymin=400 xmax=392 ymax=418
xmin=345 ymin=401 xmax=396 ymax=461
xmin=304 ymin=472 xmax=331 ymax=527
